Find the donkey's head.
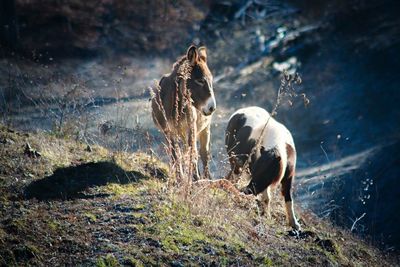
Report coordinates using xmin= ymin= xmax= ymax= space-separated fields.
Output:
xmin=185 ymin=45 xmax=216 ymax=116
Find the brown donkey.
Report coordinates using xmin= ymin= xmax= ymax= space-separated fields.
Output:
xmin=151 ymin=45 xmax=216 ymax=180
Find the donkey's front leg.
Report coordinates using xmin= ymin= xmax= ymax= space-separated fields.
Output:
xmin=199 ymin=125 xmax=211 ymax=179
xmin=187 ymin=125 xmax=200 ymax=181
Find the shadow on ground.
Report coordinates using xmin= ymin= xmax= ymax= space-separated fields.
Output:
xmin=25 ymin=161 xmax=147 ymax=200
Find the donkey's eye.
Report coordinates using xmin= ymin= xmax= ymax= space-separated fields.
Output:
xmin=195 ymin=79 xmax=205 ymax=86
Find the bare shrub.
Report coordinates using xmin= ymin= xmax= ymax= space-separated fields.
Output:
xmin=232 ymin=71 xmax=308 ymax=184
xmin=21 ymin=76 xmax=97 ymax=140
xmin=151 ymin=76 xmax=197 ymax=198
xmin=0 ymin=67 xmax=21 ymax=127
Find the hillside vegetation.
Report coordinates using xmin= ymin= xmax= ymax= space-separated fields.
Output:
xmin=0 ymin=124 xmax=397 ymax=266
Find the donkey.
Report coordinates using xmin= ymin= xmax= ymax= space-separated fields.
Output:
xmin=225 ymin=106 xmax=300 ymax=230
xmin=151 ymin=45 xmax=216 ymax=179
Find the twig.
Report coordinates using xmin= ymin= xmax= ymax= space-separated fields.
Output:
xmin=350 ymin=212 xmax=366 ymax=232
xmin=236 ymin=71 xmax=303 ymax=182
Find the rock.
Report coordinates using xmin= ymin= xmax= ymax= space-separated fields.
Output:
xmin=170 ymin=260 xmax=184 ymax=267
xmin=203 ymin=245 xmax=216 ymax=255
xmin=7 ymin=138 xmax=15 ymax=145
xmin=0 ymin=138 xmax=14 ymax=145
xmin=192 ymin=217 xmax=203 ymax=227
xmin=315 ymin=238 xmax=338 ymax=254
xmin=85 ymin=145 xmax=92 ymax=152
xmin=146 ymin=238 xmax=161 ymax=248
xmin=114 ymin=204 xmax=134 ymax=213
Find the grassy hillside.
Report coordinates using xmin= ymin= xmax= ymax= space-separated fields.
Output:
xmin=0 ymin=124 xmax=397 ymax=266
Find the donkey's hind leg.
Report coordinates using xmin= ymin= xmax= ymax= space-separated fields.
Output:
xmin=281 ymin=166 xmax=301 ymax=230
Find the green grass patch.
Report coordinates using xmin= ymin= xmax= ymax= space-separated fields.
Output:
xmin=83 ymin=212 xmax=97 ymax=223
xmin=47 ymin=220 xmax=61 ymax=231
xmin=150 ymin=201 xmax=209 ymax=253
xmin=102 ymin=178 xmax=162 ymax=197
xmin=96 ymin=254 xmax=120 ymax=267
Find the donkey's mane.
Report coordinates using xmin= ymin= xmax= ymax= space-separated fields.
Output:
xmin=165 ymin=55 xmax=193 ymax=123
xmin=172 ymin=56 xmax=187 ymax=72
xmin=151 ymin=56 xmax=190 ymax=97
xmin=172 ymin=56 xmax=192 ymax=81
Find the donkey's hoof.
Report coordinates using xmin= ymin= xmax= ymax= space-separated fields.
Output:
xmin=203 ymin=171 xmax=211 ymax=180
xmin=288 ymin=229 xmax=300 ymax=237
xmin=241 ymin=187 xmax=253 ymax=195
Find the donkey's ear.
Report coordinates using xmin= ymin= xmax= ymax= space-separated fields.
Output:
xmin=198 ymin=46 xmax=207 ymax=62
xmin=187 ymin=45 xmax=198 ymax=65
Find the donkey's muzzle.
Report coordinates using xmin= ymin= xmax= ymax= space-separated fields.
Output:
xmin=202 ymin=96 xmax=216 ymax=116
xmin=203 ymin=106 xmax=215 ymax=116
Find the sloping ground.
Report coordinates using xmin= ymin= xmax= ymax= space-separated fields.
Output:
xmin=0 ymin=124 xmax=398 ymax=266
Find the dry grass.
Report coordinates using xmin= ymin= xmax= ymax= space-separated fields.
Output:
xmin=0 ymin=124 xmax=398 ymax=266
xmin=150 ymin=57 xmax=199 ymax=195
